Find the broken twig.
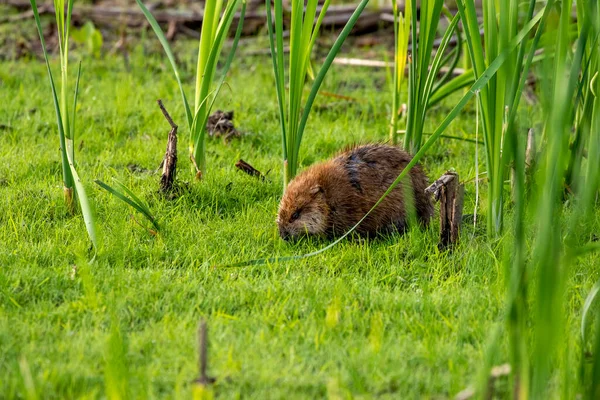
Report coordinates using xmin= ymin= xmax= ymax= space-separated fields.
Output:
xmin=425 ymin=173 xmax=457 ymax=201
xmin=235 ymin=159 xmax=267 ymax=181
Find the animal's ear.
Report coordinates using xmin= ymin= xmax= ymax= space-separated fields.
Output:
xmin=310 ymin=185 xmax=323 ymax=196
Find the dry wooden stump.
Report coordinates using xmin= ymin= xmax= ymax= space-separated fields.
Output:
xmin=425 ymin=171 xmax=465 ymax=250
xmin=157 ymin=99 xmax=178 ymax=193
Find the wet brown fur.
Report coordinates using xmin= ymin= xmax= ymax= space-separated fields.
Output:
xmin=277 ymin=144 xmax=434 ymax=240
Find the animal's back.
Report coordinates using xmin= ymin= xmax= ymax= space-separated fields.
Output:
xmin=328 ymin=144 xmax=433 ymax=236
xmin=276 ymin=143 xmax=433 ymax=239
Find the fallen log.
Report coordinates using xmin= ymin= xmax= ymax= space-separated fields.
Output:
xmin=2 ymin=0 xmax=391 ymax=36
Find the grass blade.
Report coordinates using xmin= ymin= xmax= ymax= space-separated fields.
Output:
xmin=190 ymin=0 xmax=244 ymax=173
xmin=420 ymin=13 xmax=460 ymax=116
xmin=94 ymin=179 xmax=160 ymax=232
xmin=30 ymin=0 xmax=73 ymax=192
xmin=70 ymin=61 xmax=81 ymax=163
xmin=31 ymin=0 xmax=96 ymax=249
xmin=135 ymin=0 xmax=192 ymax=128
xmin=404 ymin=0 xmax=456 ymax=153
xmin=192 ymin=0 xmax=247 ymax=156
xmin=112 ymin=180 xmax=153 ymax=217
xmin=582 ymin=279 xmax=600 ymax=343
xmin=428 ymin=70 xmax=475 ymax=107
xmin=195 ymin=0 xmax=220 ymax=112
xmin=390 ymin=0 xmax=411 ymax=143
xmin=266 ymin=0 xmax=288 ymax=177
xmin=68 ymin=157 xmax=98 ymax=249
xmin=295 ymin=0 xmax=370 ymax=155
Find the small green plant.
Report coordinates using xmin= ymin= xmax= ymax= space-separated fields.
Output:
xmin=136 ymin=0 xmax=246 ymax=179
xmin=30 ymin=0 xmax=97 ymax=248
xmin=71 ymin=21 xmax=103 ymax=58
xmin=267 ymin=0 xmax=370 ymax=188
xmin=95 ymin=179 xmax=160 ymax=233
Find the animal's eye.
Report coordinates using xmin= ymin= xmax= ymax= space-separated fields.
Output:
xmin=290 ymin=210 xmax=301 ymax=222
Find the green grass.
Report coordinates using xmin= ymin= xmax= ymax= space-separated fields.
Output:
xmin=1 ymin=37 xmax=599 ymax=398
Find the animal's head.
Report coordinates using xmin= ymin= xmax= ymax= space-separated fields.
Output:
xmin=277 ymin=175 xmax=329 ymax=240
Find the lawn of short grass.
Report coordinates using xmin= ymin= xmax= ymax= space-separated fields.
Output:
xmin=1 ymin=36 xmax=599 ymax=398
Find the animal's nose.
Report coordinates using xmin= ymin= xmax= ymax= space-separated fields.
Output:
xmin=279 ymin=226 xmax=290 ymax=240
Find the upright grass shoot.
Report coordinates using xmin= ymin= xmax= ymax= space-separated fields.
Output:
xmin=389 ymin=0 xmax=410 ymax=144
xmin=531 ymin=2 xmax=596 ymax=395
xmin=482 ymin=1 xmax=600 ymax=397
xmin=266 ymin=0 xmax=370 ymax=188
xmin=565 ymin=0 xmax=599 ymax=196
xmin=94 ymin=179 xmax=160 ymax=233
xmin=580 ymin=1 xmax=600 ymax=221
xmin=575 ymin=2 xmax=600 ymax=395
xmin=456 ymin=0 xmax=540 ymax=237
xmin=531 ymin=3 xmax=580 ymax=395
xmin=29 ymin=0 xmax=97 ymax=249
xmin=403 ymin=0 xmax=462 ymax=154
xmin=136 ymin=0 xmax=246 ymax=178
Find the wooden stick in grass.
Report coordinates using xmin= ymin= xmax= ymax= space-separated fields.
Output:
xmin=194 ymin=320 xmax=215 ymax=385
xmin=157 ymin=99 xmax=178 ymax=193
xmin=425 ymin=171 xmax=464 ymax=250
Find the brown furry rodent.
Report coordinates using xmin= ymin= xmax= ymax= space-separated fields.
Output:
xmin=277 ymin=144 xmax=434 ymax=240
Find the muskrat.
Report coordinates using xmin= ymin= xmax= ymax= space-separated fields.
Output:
xmin=277 ymin=144 xmax=434 ymax=240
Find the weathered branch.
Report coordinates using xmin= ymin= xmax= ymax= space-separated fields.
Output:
xmin=425 ymin=173 xmax=457 ymax=201
xmin=235 ymin=159 xmax=267 ymax=181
